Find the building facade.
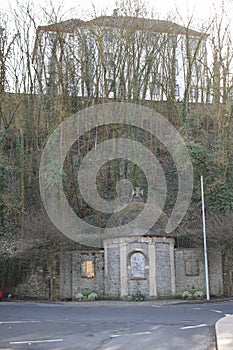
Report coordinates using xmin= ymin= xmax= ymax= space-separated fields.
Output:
xmin=11 ymin=237 xmax=223 ymax=300
xmin=32 ymin=14 xmax=211 ymax=104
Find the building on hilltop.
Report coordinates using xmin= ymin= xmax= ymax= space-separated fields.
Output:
xmin=32 ymin=13 xmax=211 ymax=104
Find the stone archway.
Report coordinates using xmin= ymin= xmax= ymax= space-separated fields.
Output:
xmin=127 ymin=250 xmax=149 ymax=298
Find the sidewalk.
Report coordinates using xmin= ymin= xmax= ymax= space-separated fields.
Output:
xmin=215 ymin=315 xmax=233 ymax=350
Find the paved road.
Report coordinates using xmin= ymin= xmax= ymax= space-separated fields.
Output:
xmin=0 ymin=300 xmax=233 ymax=349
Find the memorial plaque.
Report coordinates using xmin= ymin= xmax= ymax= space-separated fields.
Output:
xmin=131 ymin=252 xmax=145 ymax=278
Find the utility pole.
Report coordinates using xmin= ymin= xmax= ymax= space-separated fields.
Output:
xmin=201 ymin=175 xmax=210 ymax=300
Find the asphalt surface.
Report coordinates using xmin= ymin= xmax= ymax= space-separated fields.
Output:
xmin=0 ymin=300 xmax=233 ymax=350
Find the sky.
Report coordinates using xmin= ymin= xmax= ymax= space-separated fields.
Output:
xmin=1 ymin=0 xmax=232 ymax=24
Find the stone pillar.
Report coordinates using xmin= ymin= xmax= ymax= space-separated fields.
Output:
xmin=149 ymin=241 xmax=157 ymax=297
xmin=59 ymin=252 xmax=72 ymax=300
xmin=120 ymin=238 xmax=128 ymax=297
xmin=170 ymin=241 xmax=176 ymax=295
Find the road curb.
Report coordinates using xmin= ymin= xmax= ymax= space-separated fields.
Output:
xmin=0 ymin=297 xmax=233 ymax=306
xmin=215 ymin=315 xmax=233 ymax=350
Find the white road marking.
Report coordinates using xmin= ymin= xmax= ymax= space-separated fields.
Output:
xmin=0 ymin=321 xmax=40 ymax=324
xmin=9 ymin=339 xmax=63 ymax=345
xmin=210 ymin=309 xmax=223 ymax=314
xmin=192 ymin=307 xmax=201 ymax=310
xmin=225 ymin=314 xmax=232 ymax=317
xmin=180 ymin=324 xmax=207 ymax=330
xmin=111 ymin=331 xmax=151 ymax=338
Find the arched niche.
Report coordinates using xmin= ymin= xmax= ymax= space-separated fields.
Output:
xmin=128 ymin=251 xmax=148 ymax=279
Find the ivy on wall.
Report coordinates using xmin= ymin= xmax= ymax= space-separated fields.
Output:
xmin=0 ymin=256 xmax=29 ymax=289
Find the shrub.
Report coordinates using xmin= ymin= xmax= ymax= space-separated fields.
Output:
xmin=182 ymin=289 xmax=205 ymax=300
xmin=75 ymin=293 xmax=84 ymax=301
xmin=88 ymin=292 xmax=98 ymax=301
xmin=194 ymin=291 xmax=204 ymax=299
xmin=182 ymin=291 xmax=193 ymax=299
xmin=82 ymin=289 xmax=91 ymax=297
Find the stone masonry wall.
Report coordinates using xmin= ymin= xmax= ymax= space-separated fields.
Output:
xmin=175 ymin=249 xmax=205 ymax=293
xmin=71 ymin=251 xmax=104 ymax=298
xmin=155 ymin=243 xmax=172 ymax=296
xmin=10 ymin=244 xmax=223 ymax=300
xmin=12 ymin=253 xmax=60 ymax=300
xmin=207 ymin=249 xmax=223 ymax=296
xmin=104 ymin=236 xmax=175 ymax=298
xmin=60 ymin=252 xmax=72 ymax=299
xmin=175 ymin=248 xmax=223 ymax=296
xmin=104 ymin=243 xmax=121 ymax=297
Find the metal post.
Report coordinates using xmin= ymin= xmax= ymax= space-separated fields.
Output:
xmin=201 ymin=175 xmax=210 ymax=300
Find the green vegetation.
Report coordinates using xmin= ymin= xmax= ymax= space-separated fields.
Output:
xmin=0 ymin=0 xmax=233 ymax=256
xmin=181 ymin=289 xmax=205 ymax=300
xmin=75 ymin=290 xmax=98 ymax=301
xmin=0 ymin=256 xmax=29 ymax=288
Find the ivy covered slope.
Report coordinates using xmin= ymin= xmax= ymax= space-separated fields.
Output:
xmin=0 ymin=1 xmax=233 ymax=256
xmin=1 ymin=95 xmax=233 ymax=256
